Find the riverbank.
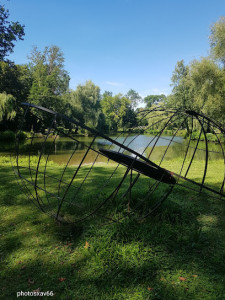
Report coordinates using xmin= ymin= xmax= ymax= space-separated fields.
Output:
xmin=1 ymin=157 xmax=225 ymax=299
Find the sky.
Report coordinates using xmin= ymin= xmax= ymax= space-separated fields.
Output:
xmin=2 ymin=0 xmax=225 ymax=99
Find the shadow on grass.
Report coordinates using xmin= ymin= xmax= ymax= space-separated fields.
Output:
xmin=1 ymin=165 xmax=225 ymax=299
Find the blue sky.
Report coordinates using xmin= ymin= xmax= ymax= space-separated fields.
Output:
xmin=2 ymin=0 xmax=225 ymax=98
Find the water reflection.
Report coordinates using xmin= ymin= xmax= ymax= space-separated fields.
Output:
xmin=0 ymin=134 xmax=224 ymax=165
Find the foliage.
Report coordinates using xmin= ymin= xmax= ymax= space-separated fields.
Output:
xmin=210 ymin=16 xmax=225 ymax=65
xmin=25 ymin=46 xmax=70 ymax=131
xmin=16 ymin=131 xmax=29 ymax=141
xmin=0 ymin=61 xmax=32 ymax=130
xmin=75 ymin=80 xmax=101 ymax=128
xmin=28 ymin=46 xmax=70 ymax=110
xmin=101 ymin=93 xmax=132 ymax=131
xmin=0 ymin=61 xmax=32 ymax=103
xmin=144 ymin=94 xmax=166 ymax=108
xmin=167 ymin=57 xmax=225 ymax=126
xmin=0 ymin=5 xmax=25 ymax=61
xmin=0 ymin=93 xmax=16 ymax=122
xmin=96 ymin=112 xmax=109 ymax=133
xmin=168 ymin=60 xmax=193 ymax=110
xmin=0 ymin=129 xmax=15 ymax=141
xmin=187 ymin=130 xmax=225 ymax=143
xmin=2 ymin=15 xmax=225 ymax=138
xmin=61 ymin=91 xmax=84 ymax=126
xmin=125 ymin=89 xmax=142 ymax=110
xmin=165 ymin=16 xmax=225 ymax=129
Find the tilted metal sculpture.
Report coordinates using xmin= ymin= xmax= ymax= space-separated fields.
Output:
xmin=12 ymin=102 xmax=225 ymax=224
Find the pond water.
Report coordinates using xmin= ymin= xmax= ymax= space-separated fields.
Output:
xmin=0 ymin=134 xmax=224 ymax=165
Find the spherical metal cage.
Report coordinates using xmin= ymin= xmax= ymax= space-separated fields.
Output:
xmin=12 ymin=103 xmax=225 ymax=224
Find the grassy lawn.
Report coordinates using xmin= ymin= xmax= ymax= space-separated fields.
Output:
xmin=1 ymin=157 xmax=225 ymax=299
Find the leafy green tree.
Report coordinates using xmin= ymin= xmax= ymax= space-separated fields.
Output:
xmin=168 ymin=57 xmax=225 ymax=127
xmin=28 ymin=46 xmax=70 ymax=111
xmin=96 ymin=112 xmax=109 ymax=133
xmin=75 ymin=80 xmax=101 ymax=128
xmin=0 ymin=61 xmax=32 ymax=131
xmin=0 ymin=93 xmax=16 ymax=121
xmin=102 ymin=91 xmax=113 ymax=98
xmin=27 ymin=46 xmax=70 ymax=130
xmin=62 ymin=90 xmax=84 ymax=124
xmin=0 ymin=5 xmax=25 ymax=61
xmin=144 ymin=94 xmax=166 ymax=108
xmin=121 ymin=107 xmax=137 ymax=130
xmin=210 ymin=17 xmax=225 ymax=65
xmin=189 ymin=57 xmax=225 ymax=119
xmin=0 ymin=61 xmax=32 ymax=103
xmin=168 ymin=60 xmax=193 ymax=110
xmin=101 ymin=93 xmax=131 ymax=131
xmin=0 ymin=93 xmax=16 ymax=130
xmin=125 ymin=89 xmax=142 ymax=110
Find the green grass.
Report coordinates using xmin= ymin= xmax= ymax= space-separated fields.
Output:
xmin=1 ymin=156 xmax=225 ymax=299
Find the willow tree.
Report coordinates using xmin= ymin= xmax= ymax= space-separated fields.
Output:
xmin=74 ymin=80 xmax=101 ymax=128
xmin=210 ymin=17 xmax=225 ymax=66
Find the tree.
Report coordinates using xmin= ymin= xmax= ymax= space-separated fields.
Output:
xmin=28 ymin=46 xmax=70 ymax=111
xmin=0 ymin=93 xmax=16 ymax=130
xmin=27 ymin=46 xmax=70 ymax=130
xmin=62 ymin=90 xmax=85 ymax=124
xmin=75 ymin=80 xmax=101 ymax=128
xmin=96 ymin=112 xmax=109 ymax=133
xmin=209 ymin=17 xmax=225 ymax=65
xmin=0 ymin=61 xmax=32 ymax=103
xmin=101 ymin=93 xmax=131 ymax=131
xmin=121 ymin=107 xmax=137 ymax=130
xmin=125 ymin=89 xmax=142 ymax=110
xmin=166 ymin=16 xmax=225 ymax=130
xmin=168 ymin=60 xmax=193 ymax=110
xmin=189 ymin=57 xmax=225 ymax=119
xmin=168 ymin=57 xmax=225 ymax=125
xmin=102 ymin=91 xmax=113 ymax=98
xmin=0 ymin=5 xmax=25 ymax=61
xmin=144 ymin=94 xmax=166 ymax=108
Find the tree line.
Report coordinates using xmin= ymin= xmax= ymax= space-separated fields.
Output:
xmin=166 ymin=17 xmax=225 ymax=127
xmin=1 ymin=3 xmax=225 ymax=135
xmin=0 ymin=43 xmax=144 ymax=133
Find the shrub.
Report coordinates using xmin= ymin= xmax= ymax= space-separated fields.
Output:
xmin=16 ymin=131 xmax=28 ymax=141
xmin=0 ymin=130 xmax=15 ymax=141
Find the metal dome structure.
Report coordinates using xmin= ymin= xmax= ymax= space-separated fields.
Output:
xmin=12 ymin=102 xmax=225 ymax=224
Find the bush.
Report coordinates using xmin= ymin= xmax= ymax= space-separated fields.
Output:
xmin=0 ymin=130 xmax=15 ymax=141
xmin=16 ymin=131 xmax=28 ymax=141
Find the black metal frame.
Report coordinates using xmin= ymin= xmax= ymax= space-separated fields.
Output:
xmin=12 ymin=102 xmax=225 ymax=224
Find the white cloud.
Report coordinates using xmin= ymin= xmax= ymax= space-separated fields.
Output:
xmin=105 ymin=81 xmax=124 ymax=87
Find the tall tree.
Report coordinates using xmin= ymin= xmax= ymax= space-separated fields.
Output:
xmin=169 ymin=60 xmax=193 ymax=110
xmin=101 ymin=93 xmax=131 ymax=131
xmin=0 ymin=93 xmax=16 ymax=130
xmin=189 ymin=57 xmax=225 ymax=119
xmin=0 ymin=61 xmax=32 ymax=130
xmin=75 ymin=80 xmax=101 ymax=128
xmin=0 ymin=5 xmax=25 ymax=61
xmin=209 ymin=17 xmax=225 ymax=66
xmin=0 ymin=61 xmax=32 ymax=103
xmin=28 ymin=46 xmax=70 ymax=111
xmin=27 ymin=46 xmax=70 ymax=130
xmin=125 ymin=89 xmax=142 ymax=110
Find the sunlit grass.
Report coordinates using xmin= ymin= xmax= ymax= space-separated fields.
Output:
xmin=1 ymin=157 xmax=225 ymax=299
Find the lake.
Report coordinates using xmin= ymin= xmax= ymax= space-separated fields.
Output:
xmin=0 ymin=134 xmax=223 ymax=165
